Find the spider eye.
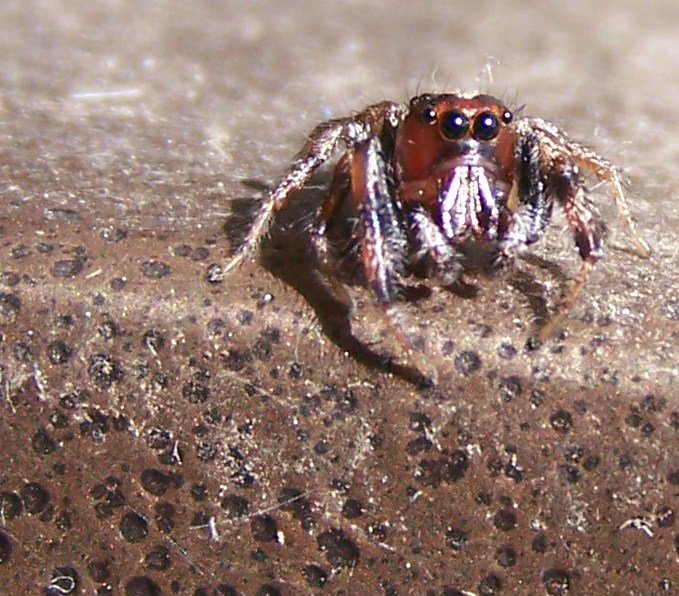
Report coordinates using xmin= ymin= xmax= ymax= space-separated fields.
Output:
xmin=472 ymin=112 xmax=500 ymax=141
xmin=501 ymin=109 xmax=513 ymax=124
xmin=440 ymin=111 xmax=469 ymax=140
xmin=421 ymin=107 xmax=437 ymax=124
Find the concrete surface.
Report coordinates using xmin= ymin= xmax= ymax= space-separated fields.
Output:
xmin=1 ymin=1 xmax=679 ymax=594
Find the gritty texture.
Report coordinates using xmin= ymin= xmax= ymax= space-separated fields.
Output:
xmin=1 ymin=1 xmax=679 ymax=595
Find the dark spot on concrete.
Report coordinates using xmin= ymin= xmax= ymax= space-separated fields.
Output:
xmin=110 ymin=277 xmax=126 ymax=290
xmin=495 ymin=545 xmax=517 ymax=567
xmin=251 ymin=514 xmax=278 ymax=542
xmin=499 ymin=375 xmax=523 ymax=401
xmin=0 ymin=492 xmax=23 ymax=521
xmin=11 ymin=244 xmax=31 ymax=258
xmin=303 ymin=563 xmax=328 ymax=587
xmin=182 ymin=379 xmax=210 ymax=404
xmin=317 ymin=528 xmax=360 ymax=568
xmin=445 ymin=527 xmax=468 ymax=551
xmin=144 ymin=544 xmax=171 ymax=570
xmin=549 ymin=409 xmax=572 ymax=434
xmin=21 ymin=482 xmax=50 ymax=514
xmin=288 ymin=361 xmax=303 ymax=378
xmin=557 ymin=464 xmax=580 ymax=484
xmin=87 ymin=353 xmax=122 ymax=387
xmin=341 ymin=498 xmax=363 ymax=519
xmin=625 ymin=412 xmax=642 ymax=428
xmin=35 ymin=241 xmax=54 ymax=253
xmin=154 ymin=502 xmax=175 ymax=533
xmin=139 ymin=260 xmax=171 ymax=279
xmin=124 ymin=576 xmax=161 ymax=596
xmin=454 ymin=350 xmax=482 ymax=375
xmin=532 ymin=532 xmax=547 ymax=553
xmin=54 ymin=510 xmax=73 ymax=530
xmin=173 ymin=244 xmax=192 ymax=257
xmin=497 ymin=342 xmax=517 ymax=359
xmin=542 ymin=568 xmax=571 ymax=595
xmin=32 ymin=428 xmax=56 ymax=455
xmin=0 ymin=531 xmax=11 ymax=564
xmin=46 ymin=340 xmax=73 ymax=365
xmin=87 ymin=560 xmax=110 ymax=583
xmin=417 ymin=450 xmax=469 ymax=487
xmin=504 ymin=459 xmax=524 ymax=483
xmin=140 ymin=469 xmax=175 ymax=496
xmin=52 ymin=258 xmax=86 ymax=278
xmin=582 ymin=455 xmax=600 ymax=471
xmin=100 ymin=227 xmax=128 ymax=242
xmin=667 ymin=469 xmax=679 ymax=485
xmin=191 ymin=246 xmax=210 ymax=261
xmin=120 ymin=511 xmax=149 ymax=542
xmin=493 ymin=508 xmax=517 ymax=531
xmin=478 ymin=573 xmax=503 ymax=595
xmin=190 ymin=483 xmax=208 ymax=501
xmin=278 ymin=487 xmax=311 ymax=520
xmin=657 ymin=506 xmax=675 ymax=528
xmin=221 ymin=494 xmax=249 ymax=519
xmin=43 ymin=207 xmax=81 ymax=222
xmin=0 ymin=292 xmax=21 ymax=324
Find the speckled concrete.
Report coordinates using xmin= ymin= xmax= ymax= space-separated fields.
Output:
xmin=1 ymin=1 xmax=679 ymax=594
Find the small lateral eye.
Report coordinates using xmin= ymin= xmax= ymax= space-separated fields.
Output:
xmin=472 ymin=111 xmax=500 ymax=141
xmin=440 ymin=111 xmax=469 ymax=140
xmin=421 ymin=107 xmax=437 ymax=124
xmin=501 ymin=109 xmax=513 ymax=124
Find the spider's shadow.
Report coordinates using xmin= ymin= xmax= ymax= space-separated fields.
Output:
xmin=228 ymin=179 xmax=569 ymax=385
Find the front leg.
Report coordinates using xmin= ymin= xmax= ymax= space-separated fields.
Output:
xmin=409 ymin=207 xmax=462 ymax=287
xmin=352 ymin=137 xmax=436 ymax=383
xmin=222 ymin=101 xmax=406 ymax=274
xmin=492 ymin=123 xmax=553 ymax=269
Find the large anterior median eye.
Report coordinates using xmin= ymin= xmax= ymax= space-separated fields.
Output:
xmin=440 ymin=111 xmax=469 ymax=140
xmin=472 ymin=112 xmax=500 ymax=141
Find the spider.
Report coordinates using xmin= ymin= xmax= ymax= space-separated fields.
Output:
xmin=223 ymin=92 xmax=650 ymax=380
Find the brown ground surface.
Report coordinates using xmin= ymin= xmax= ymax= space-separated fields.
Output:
xmin=1 ymin=1 xmax=679 ymax=594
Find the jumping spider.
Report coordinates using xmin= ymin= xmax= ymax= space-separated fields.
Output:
xmin=224 ymin=93 xmax=650 ymax=380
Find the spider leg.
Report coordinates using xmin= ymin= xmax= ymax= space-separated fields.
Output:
xmin=492 ymin=123 xmax=553 ymax=268
xmin=409 ymin=207 xmax=462 ymax=287
xmin=352 ymin=136 xmax=436 ymax=382
xmin=524 ymin=117 xmax=651 ymax=257
xmin=495 ymin=120 xmax=605 ymax=339
xmin=572 ymin=147 xmax=651 ymax=257
xmin=537 ymin=156 xmax=605 ymax=340
xmin=223 ymin=120 xmax=346 ymax=274
xmin=223 ymin=101 xmax=407 ymax=274
xmin=310 ymin=153 xmax=354 ymax=307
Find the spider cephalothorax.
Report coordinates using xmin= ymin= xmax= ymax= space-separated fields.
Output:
xmin=223 ymin=92 xmax=650 ymax=381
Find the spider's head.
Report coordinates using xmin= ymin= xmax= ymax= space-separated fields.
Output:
xmin=396 ymin=93 xmax=517 ymax=183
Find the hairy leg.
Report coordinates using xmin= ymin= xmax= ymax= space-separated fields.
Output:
xmin=352 ymin=136 xmax=436 ymax=382
xmin=409 ymin=207 xmax=462 ymax=286
xmin=310 ymin=153 xmax=354 ymax=306
xmin=538 ymin=156 xmax=605 ymax=339
xmin=524 ymin=117 xmax=650 ymax=257
xmin=223 ymin=101 xmax=407 ymax=274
